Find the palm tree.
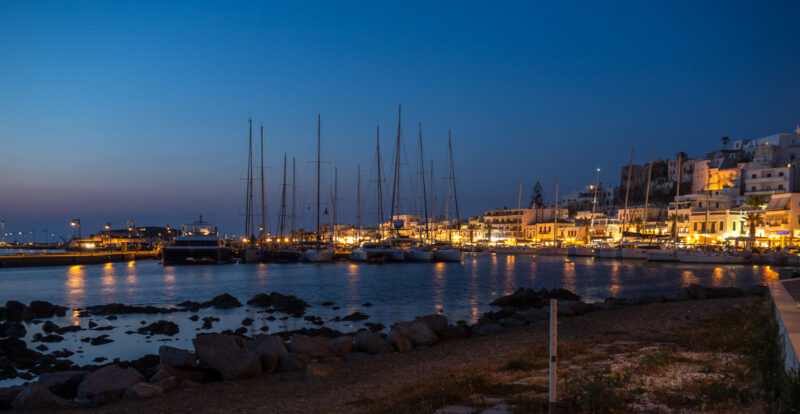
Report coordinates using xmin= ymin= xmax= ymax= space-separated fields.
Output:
xmin=668 ymin=213 xmax=683 ymax=239
xmin=721 ymin=136 xmax=730 ymax=148
xmin=632 ymin=217 xmax=644 ymax=233
xmin=745 ymin=195 xmax=766 ymax=240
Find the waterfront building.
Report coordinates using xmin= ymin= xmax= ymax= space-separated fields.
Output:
xmin=764 ymin=193 xmax=800 ymax=246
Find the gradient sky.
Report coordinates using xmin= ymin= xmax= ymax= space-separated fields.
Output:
xmin=1 ymin=1 xmax=799 ymax=239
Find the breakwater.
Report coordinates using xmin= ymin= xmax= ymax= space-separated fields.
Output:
xmin=0 ymin=252 xmax=159 ymax=268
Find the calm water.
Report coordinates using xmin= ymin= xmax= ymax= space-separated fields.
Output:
xmin=0 ymin=248 xmax=66 ymax=256
xmin=0 ymin=254 xmax=779 ymax=385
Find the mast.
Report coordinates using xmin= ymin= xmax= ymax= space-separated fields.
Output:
xmin=517 ymin=181 xmax=522 ymax=210
xmin=705 ymin=167 xmax=710 ymax=243
xmin=446 ymin=132 xmax=452 ymax=243
xmin=279 ymin=153 xmax=287 ymax=240
xmin=316 ymin=114 xmax=321 ymax=250
xmin=291 ymin=157 xmax=296 ymax=238
xmin=621 ymin=146 xmax=635 ymax=242
xmin=674 ymin=153 xmax=683 ymax=247
xmin=356 ymin=164 xmax=361 ymax=245
xmin=260 ymin=124 xmax=266 ymax=243
xmin=333 ymin=167 xmax=338 ymax=245
xmin=419 ymin=123 xmax=429 ymax=243
xmin=554 ymin=178 xmax=559 ymax=244
xmin=448 ymin=130 xmax=461 ymax=243
xmin=430 ymin=159 xmax=435 ymax=227
xmin=376 ymin=126 xmax=384 ymax=240
xmin=245 ymin=118 xmax=254 ymax=244
xmin=643 ymin=155 xmax=653 ymax=236
xmin=590 ymin=168 xmax=600 ymax=240
xmin=390 ymin=105 xmax=402 ymax=226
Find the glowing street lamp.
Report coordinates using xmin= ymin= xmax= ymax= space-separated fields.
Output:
xmin=71 ymin=219 xmax=81 ymax=253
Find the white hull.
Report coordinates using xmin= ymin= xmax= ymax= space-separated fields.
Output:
xmin=646 ymin=250 xmax=678 ymax=262
xmin=385 ymin=248 xmax=405 ymax=262
xmin=537 ymin=247 xmax=567 ymax=255
xmin=405 ymin=248 xmax=434 ymax=262
xmin=350 ymin=248 xmax=386 ymax=263
xmin=620 ymin=248 xmax=648 ymax=260
xmin=676 ymin=251 xmax=750 ymax=264
xmin=594 ymin=247 xmax=621 ymax=259
xmin=492 ymin=247 xmax=537 ymax=255
xmin=302 ymin=248 xmax=333 ymax=262
xmin=567 ymin=247 xmax=594 ymax=257
xmin=434 ymin=249 xmax=463 ymax=262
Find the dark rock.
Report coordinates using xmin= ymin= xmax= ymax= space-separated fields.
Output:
xmin=36 ymin=344 xmax=49 ymax=351
xmin=321 ymin=301 xmax=334 ymax=306
xmin=192 ymin=333 xmax=262 ymax=380
xmin=558 ymin=300 xmax=591 ymax=316
xmin=361 ymin=302 xmax=373 ymax=307
xmin=4 ymin=301 xmax=29 ymax=322
xmin=32 ymin=333 xmax=64 ymax=343
xmin=42 ymin=321 xmax=59 ymax=333
xmin=0 ymin=321 xmax=26 ymax=338
xmin=122 ymin=382 xmax=163 ymax=399
xmin=364 ymin=322 xmax=385 ymax=333
xmin=287 ymin=335 xmax=334 ymax=359
xmin=386 ymin=328 xmax=413 ymax=352
xmin=330 ymin=335 xmax=354 ymax=356
xmin=249 ymin=335 xmax=287 ymax=373
xmin=55 ymin=325 xmax=82 ymax=334
xmin=524 ymin=308 xmax=548 ymax=322
xmin=415 ymin=314 xmax=449 ymax=337
xmin=203 ymin=293 xmax=242 ymax=309
xmin=88 ymin=321 xmax=97 ymax=329
xmin=152 ymin=375 xmax=177 ymax=392
xmin=276 ymin=353 xmax=308 ymax=372
xmin=304 ymin=315 xmax=324 ymax=325
xmin=471 ymin=322 xmax=503 ymax=337
xmin=498 ymin=317 xmax=525 ymax=327
xmin=681 ymin=284 xmax=746 ymax=300
xmin=176 ymin=300 xmax=202 ymax=311
xmin=93 ymin=357 xmax=107 ymax=363
xmin=29 ymin=301 xmax=66 ymax=319
xmin=159 ymin=345 xmax=196 ymax=368
xmin=233 ymin=327 xmax=247 ymax=335
xmin=77 ymin=364 xmax=144 ymax=400
xmin=188 ymin=315 xmax=199 ymax=321
xmin=12 ymin=383 xmax=76 ymax=410
xmin=247 ymin=292 xmax=309 ymax=316
xmin=38 ymin=370 xmax=89 ymax=399
xmin=354 ymin=331 xmax=394 ymax=355
xmin=241 ymin=317 xmax=254 ymax=326
xmin=85 ymin=303 xmax=178 ymax=315
xmin=332 ymin=306 xmax=340 ymax=310
xmin=51 ymin=349 xmax=74 ymax=358
xmin=89 ymin=334 xmax=113 ymax=346
xmin=137 ymin=320 xmax=179 ymax=336
xmin=392 ymin=321 xmax=438 ymax=346
xmin=200 ymin=316 xmax=219 ymax=330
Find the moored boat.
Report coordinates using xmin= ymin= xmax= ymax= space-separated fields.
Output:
xmin=566 ymin=246 xmax=594 ymax=256
xmin=162 ymin=218 xmax=233 ymax=265
xmin=645 ymin=249 xmax=678 ymax=262
xmin=676 ymin=250 xmax=750 ymax=264
xmin=434 ymin=247 xmax=463 ymax=262
xmin=594 ymin=247 xmax=621 ymax=259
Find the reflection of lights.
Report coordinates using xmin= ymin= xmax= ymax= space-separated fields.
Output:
xmin=128 ymin=261 xmax=135 ymax=267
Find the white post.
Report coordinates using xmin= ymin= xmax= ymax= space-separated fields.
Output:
xmin=549 ymin=298 xmax=557 ymax=404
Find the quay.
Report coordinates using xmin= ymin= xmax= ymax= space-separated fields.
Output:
xmin=0 ymin=251 xmax=159 ymax=268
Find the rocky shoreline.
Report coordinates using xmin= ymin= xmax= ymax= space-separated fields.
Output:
xmin=0 ymin=283 xmax=768 ymax=410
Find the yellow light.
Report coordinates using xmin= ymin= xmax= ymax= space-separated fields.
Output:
xmin=83 ymin=243 xmax=96 ymax=248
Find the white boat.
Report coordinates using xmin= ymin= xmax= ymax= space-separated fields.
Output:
xmin=242 ymin=246 xmax=270 ymax=263
xmin=405 ymin=247 xmax=434 ymax=262
xmin=162 ymin=218 xmax=233 ymax=265
xmin=567 ymin=246 xmax=594 ymax=256
xmin=302 ymin=248 xmax=333 ymax=262
xmin=645 ymin=249 xmax=678 ymax=262
xmin=434 ymin=248 xmax=463 ymax=262
xmin=619 ymin=248 xmax=648 ymax=259
xmin=351 ymin=243 xmax=389 ymax=263
xmin=594 ymin=247 xmax=621 ymax=259
xmin=492 ymin=246 xmax=537 ymax=255
xmin=676 ymin=250 xmax=750 ymax=264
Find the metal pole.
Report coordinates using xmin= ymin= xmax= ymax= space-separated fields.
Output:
xmin=553 ymin=178 xmax=559 ymax=244
xmin=549 ymin=298 xmax=557 ymax=404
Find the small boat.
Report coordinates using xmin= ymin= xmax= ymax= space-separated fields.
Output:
xmin=566 ymin=246 xmax=594 ymax=257
xmin=492 ymin=246 xmax=537 ymax=255
xmin=594 ymin=246 xmax=621 ymax=259
xmin=434 ymin=247 xmax=463 ymax=262
xmin=537 ymin=246 xmax=568 ymax=255
xmin=273 ymin=248 xmax=300 ymax=263
xmin=351 ymin=243 xmax=388 ymax=263
xmin=302 ymin=247 xmax=333 ymax=262
xmin=242 ymin=246 xmax=271 ymax=263
xmin=405 ymin=246 xmax=434 ymax=262
xmin=162 ymin=218 xmax=233 ymax=265
xmin=645 ymin=249 xmax=678 ymax=262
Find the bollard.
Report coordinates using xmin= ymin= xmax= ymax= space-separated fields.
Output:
xmin=549 ymin=298 xmax=557 ymax=405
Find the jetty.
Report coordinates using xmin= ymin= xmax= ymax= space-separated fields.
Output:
xmin=0 ymin=251 xmax=159 ymax=268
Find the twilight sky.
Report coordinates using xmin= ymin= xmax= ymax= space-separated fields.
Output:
xmin=1 ymin=0 xmax=799 ymax=239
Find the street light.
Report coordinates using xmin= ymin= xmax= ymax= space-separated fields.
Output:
xmin=71 ymin=219 xmax=81 ymax=253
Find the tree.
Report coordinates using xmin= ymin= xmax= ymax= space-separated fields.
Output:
xmin=668 ymin=213 xmax=683 ymax=239
xmin=721 ymin=136 xmax=730 ymax=148
xmin=745 ymin=195 xmax=766 ymax=240
xmin=530 ymin=182 xmax=544 ymax=207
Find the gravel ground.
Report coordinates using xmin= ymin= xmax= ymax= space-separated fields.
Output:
xmin=60 ymin=297 xmax=756 ymax=414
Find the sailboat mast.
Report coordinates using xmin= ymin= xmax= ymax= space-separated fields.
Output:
xmin=622 ymin=146 xmax=635 ymax=242
xmin=449 ymin=130 xmax=461 ymax=242
xmin=390 ymin=105 xmax=402 ymax=224
xmin=590 ymin=168 xmax=600 ymax=238
xmin=291 ymin=157 xmax=296 ymax=238
xmin=554 ymin=178 xmax=559 ymax=244
xmin=356 ymin=164 xmax=361 ymax=244
xmin=246 ymin=118 xmax=254 ymax=244
xmin=419 ymin=123 xmax=429 ymax=243
xmin=280 ymin=153 xmax=287 ymax=239
xmin=643 ymin=154 xmax=653 ymax=237
xmin=260 ymin=124 xmax=266 ymax=242
xmin=674 ymin=153 xmax=683 ymax=247
xmin=517 ymin=181 xmax=522 ymax=210
xmin=333 ymin=167 xmax=338 ymax=244
xmin=376 ymin=126 xmax=384 ymax=240
xmin=316 ymin=114 xmax=321 ymax=250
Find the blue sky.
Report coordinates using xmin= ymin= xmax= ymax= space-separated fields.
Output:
xmin=1 ymin=0 xmax=799 ymax=238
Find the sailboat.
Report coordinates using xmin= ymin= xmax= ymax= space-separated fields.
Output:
xmin=242 ymin=120 xmax=270 ymax=263
xmin=274 ymin=153 xmax=300 ymax=263
xmin=302 ymin=114 xmax=333 ymax=262
xmin=406 ymin=123 xmax=434 ymax=262
xmin=433 ymin=129 xmax=464 ymax=262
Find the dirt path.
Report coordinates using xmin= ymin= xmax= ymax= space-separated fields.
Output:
xmin=75 ymin=297 xmax=755 ymax=414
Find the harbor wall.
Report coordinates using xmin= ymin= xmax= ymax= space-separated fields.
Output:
xmin=0 ymin=251 xmax=159 ymax=268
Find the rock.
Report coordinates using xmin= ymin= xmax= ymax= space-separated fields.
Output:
xmin=204 ymin=293 xmax=242 ymax=309
xmin=249 ymin=335 xmax=288 ymax=373
xmin=153 ymin=376 xmax=177 ymax=392
xmin=472 ymin=323 xmax=503 ymax=337
xmin=321 ymin=301 xmax=334 ymax=306
xmin=305 ymin=361 xmax=337 ymax=378
xmin=247 ymin=292 xmax=309 ymax=316
xmin=12 ymin=383 xmax=76 ymax=410
xmin=177 ymin=379 xmax=202 ymax=389
xmin=498 ymin=317 xmax=524 ymax=328
xmin=288 ymin=335 xmax=335 ymax=359
xmin=524 ymin=308 xmax=548 ymax=322
xmin=489 ymin=288 xmax=544 ymax=308
xmin=634 ymin=295 xmax=666 ymax=305
xmin=37 ymin=370 xmax=88 ymax=399
xmin=447 ymin=325 xmax=469 ymax=339
xmin=0 ymin=321 xmax=26 ymax=338
xmin=55 ymin=325 xmax=82 ymax=334
xmin=343 ymin=352 xmax=373 ymax=362
xmin=126 ymin=354 xmax=160 ymax=377
xmin=386 ymin=328 xmax=413 ymax=353
xmin=41 ymin=321 xmax=59 ymax=333
xmin=85 ymin=303 xmax=178 ymax=315
xmin=200 ymin=316 xmax=219 ymax=330
xmin=88 ymin=321 xmax=97 ymax=329
xmin=188 ymin=315 xmax=199 ymax=321
xmin=341 ymin=312 xmax=369 ymax=322
xmin=122 ymin=382 xmax=163 ymax=399
xmin=32 ymin=333 xmax=64 ymax=343
xmin=4 ymin=301 xmax=29 ymax=322
xmin=329 ymin=335 xmax=354 ymax=356
xmin=89 ymin=334 xmax=113 ymax=345
xmin=106 ymin=315 xmax=118 ymax=320
xmin=29 ymin=301 xmax=66 ymax=318
xmin=241 ymin=317 xmax=254 ymax=326
xmin=549 ymin=288 xmax=581 ymax=301
xmin=361 ymin=302 xmax=373 ymax=307
xmin=415 ymin=314 xmax=450 ymax=337
xmin=35 ymin=344 xmax=48 ymax=351
xmin=276 ymin=353 xmax=308 ymax=372
xmin=149 ymin=368 xmax=171 ymax=383
xmin=158 ymin=345 xmax=196 ymax=368
xmin=192 ymin=333 xmax=262 ymax=380
xmin=354 ymin=331 xmax=394 ymax=355
xmin=364 ymin=322 xmax=385 ymax=333
xmin=558 ymin=300 xmax=590 ymax=316
xmin=77 ymin=364 xmax=145 ymax=400
xmin=138 ymin=320 xmax=179 ymax=336
xmin=393 ymin=321 xmax=438 ymax=346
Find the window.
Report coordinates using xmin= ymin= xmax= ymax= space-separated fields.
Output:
xmin=779 ymin=185 xmax=785 ymax=190
xmin=719 ymin=221 xmax=724 ymax=231
xmin=752 ymin=186 xmax=756 ymax=191
xmin=752 ymin=174 xmax=757 ymax=178
xmin=779 ymin=172 xmax=784 ymax=177
xmin=694 ymin=222 xmax=698 ymax=231
xmin=715 ymin=202 xmax=719 ymax=208
xmin=733 ymin=222 xmax=737 ymax=231
xmin=711 ymin=223 xmax=716 ymax=232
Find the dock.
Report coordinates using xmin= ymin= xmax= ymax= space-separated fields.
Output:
xmin=0 ymin=251 xmax=159 ymax=268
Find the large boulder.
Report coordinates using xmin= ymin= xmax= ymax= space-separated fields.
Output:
xmin=249 ymin=335 xmax=288 ymax=373
xmin=276 ymin=353 xmax=308 ymax=373
xmin=122 ymin=382 xmax=163 ymax=399
xmin=204 ymin=293 xmax=242 ymax=309
xmin=4 ymin=301 xmax=29 ymax=322
xmin=393 ymin=321 xmax=438 ymax=346
xmin=77 ymin=364 xmax=144 ymax=400
xmin=192 ymin=333 xmax=262 ymax=380
xmin=138 ymin=321 xmax=180 ymax=336
xmin=0 ymin=322 xmax=26 ymax=338
xmin=29 ymin=301 xmax=66 ymax=318
xmin=12 ymin=383 xmax=76 ymax=410
xmin=329 ymin=335 xmax=354 ymax=356
xmin=37 ymin=370 xmax=88 ymax=399
xmin=524 ymin=308 xmax=548 ymax=322
xmin=158 ymin=345 xmax=196 ymax=368
xmin=415 ymin=314 xmax=449 ymax=337
xmin=386 ymin=328 xmax=413 ymax=353
xmin=287 ymin=335 xmax=335 ymax=359
xmin=354 ymin=331 xmax=394 ymax=355
xmin=557 ymin=301 xmax=591 ymax=316
xmin=471 ymin=322 xmax=503 ymax=337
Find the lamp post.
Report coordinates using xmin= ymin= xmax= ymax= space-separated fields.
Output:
xmin=71 ymin=219 xmax=81 ymax=253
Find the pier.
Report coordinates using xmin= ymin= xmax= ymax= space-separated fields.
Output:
xmin=0 ymin=251 xmax=159 ymax=268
